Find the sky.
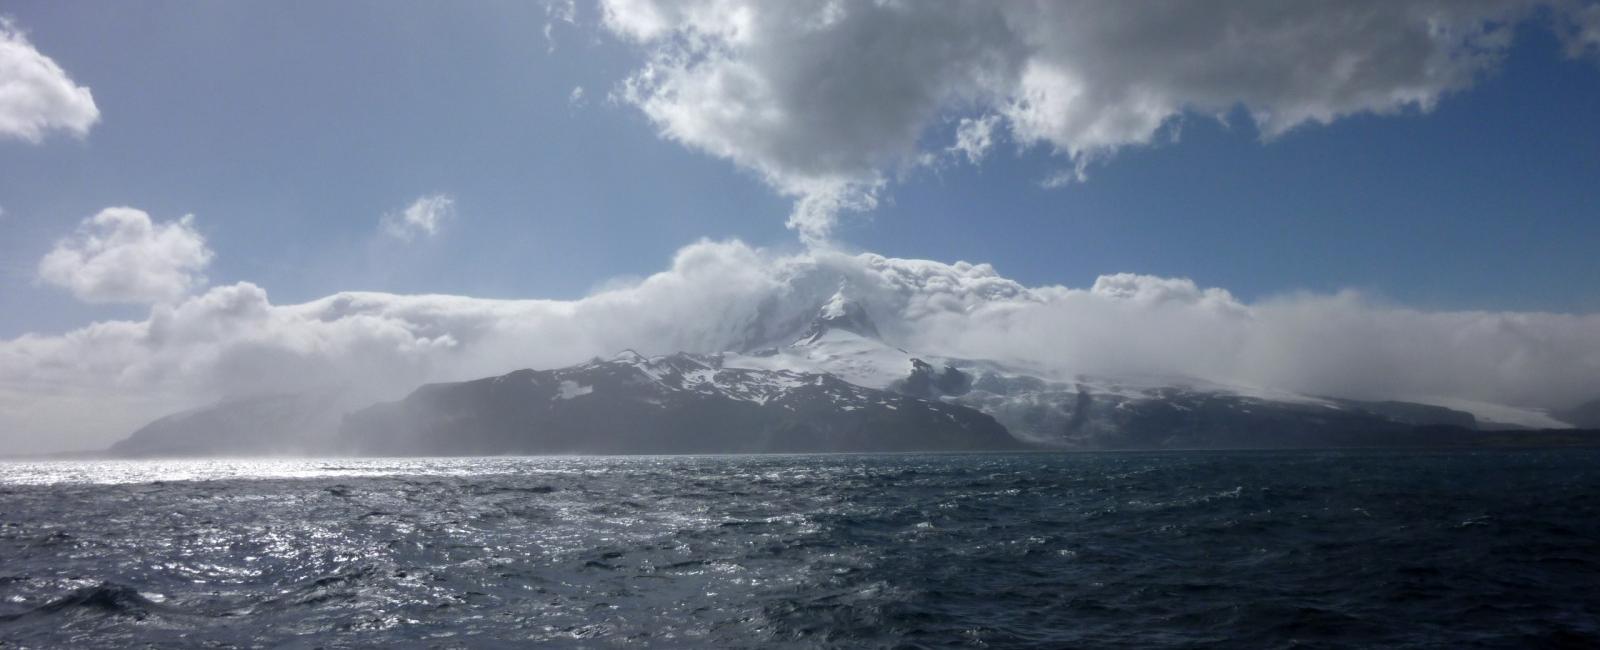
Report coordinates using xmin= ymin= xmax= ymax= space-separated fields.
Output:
xmin=1 ymin=1 xmax=1599 ymax=453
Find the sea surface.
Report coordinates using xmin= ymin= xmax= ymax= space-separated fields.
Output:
xmin=1 ymin=450 xmax=1597 ymax=648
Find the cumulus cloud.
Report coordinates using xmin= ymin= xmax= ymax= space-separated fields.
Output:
xmin=37 ymin=207 xmax=213 ymax=305
xmin=381 ymin=194 xmax=456 ymax=241
xmin=4 ymin=238 xmax=1599 ymax=453
xmin=0 ymin=17 xmax=100 ymax=142
xmin=599 ymin=0 xmax=1593 ymax=240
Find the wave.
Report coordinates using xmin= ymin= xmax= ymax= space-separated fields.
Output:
xmin=0 ymin=582 xmax=166 ymax=622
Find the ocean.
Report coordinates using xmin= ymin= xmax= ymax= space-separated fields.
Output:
xmin=1 ymin=450 xmax=1596 ymax=647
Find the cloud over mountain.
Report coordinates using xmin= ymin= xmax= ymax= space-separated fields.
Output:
xmin=602 ymin=0 xmax=1594 ymax=241
xmin=4 ymin=238 xmax=1597 ymax=453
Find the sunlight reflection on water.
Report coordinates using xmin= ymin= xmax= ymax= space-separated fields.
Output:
xmin=0 ymin=457 xmax=566 ymax=486
xmin=2 ymin=452 xmax=1596 ymax=646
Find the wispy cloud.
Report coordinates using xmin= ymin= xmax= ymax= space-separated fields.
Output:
xmin=381 ymin=194 xmax=456 ymax=241
xmin=543 ymin=0 xmax=577 ymax=53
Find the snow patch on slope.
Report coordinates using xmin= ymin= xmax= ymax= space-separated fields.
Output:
xmin=556 ymin=380 xmax=593 ymax=400
xmin=728 ymin=329 xmax=913 ymax=389
xmin=600 ymin=351 xmax=878 ymax=408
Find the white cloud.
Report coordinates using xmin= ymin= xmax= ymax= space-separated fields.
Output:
xmin=0 ymin=17 xmax=100 ymax=143
xmin=4 ymin=238 xmax=1599 ymax=453
xmin=926 ymin=281 xmax=1600 ymax=416
xmin=949 ymin=114 xmax=1000 ymax=164
xmin=36 ymin=207 xmax=213 ymax=305
xmin=382 ymin=194 xmax=456 ymax=241
xmin=1088 ymin=273 xmax=1239 ymax=307
xmin=599 ymin=0 xmax=1587 ymax=242
xmin=569 ymin=85 xmax=587 ymax=108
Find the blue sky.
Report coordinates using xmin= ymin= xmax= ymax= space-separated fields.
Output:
xmin=0 ymin=1 xmax=783 ymax=336
xmin=859 ymin=38 xmax=1600 ymax=315
xmin=3 ymin=2 xmax=1599 ymax=341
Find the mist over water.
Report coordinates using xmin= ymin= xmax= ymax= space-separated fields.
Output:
xmin=3 ymin=451 xmax=1596 ymax=647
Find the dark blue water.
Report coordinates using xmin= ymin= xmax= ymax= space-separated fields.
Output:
xmin=1 ymin=450 xmax=1597 ymax=648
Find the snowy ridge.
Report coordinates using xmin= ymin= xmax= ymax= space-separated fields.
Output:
xmin=713 ymin=288 xmax=1578 ymax=444
xmin=728 ymin=329 xmax=915 ymax=390
xmin=723 ymin=285 xmax=921 ymax=390
xmin=570 ymin=351 xmax=887 ymax=409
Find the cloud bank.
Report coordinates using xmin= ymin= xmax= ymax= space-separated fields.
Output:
xmin=4 ymin=237 xmax=1598 ymax=453
xmin=601 ymin=0 xmax=1595 ymax=242
xmin=0 ymin=17 xmax=99 ymax=142
xmin=36 ymin=208 xmax=213 ymax=305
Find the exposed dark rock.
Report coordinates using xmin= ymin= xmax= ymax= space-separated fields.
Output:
xmin=890 ymin=359 xmax=973 ymax=400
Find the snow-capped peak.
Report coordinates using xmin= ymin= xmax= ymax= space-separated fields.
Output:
xmin=612 ymin=349 xmax=648 ymax=363
xmin=796 ymin=285 xmax=881 ymax=345
xmin=818 ymin=289 xmax=853 ymax=320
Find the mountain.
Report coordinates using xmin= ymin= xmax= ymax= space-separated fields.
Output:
xmin=797 ymin=288 xmax=882 ymax=343
xmin=726 ymin=287 xmax=920 ymax=389
xmin=107 ymin=283 xmax=1580 ymax=456
xmin=879 ymin=360 xmax=1500 ymax=449
xmin=721 ymin=291 xmax=1506 ymax=449
xmin=1556 ymin=397 xmax=1600 ymax=428
xmin=936 ymin=372 xmax=1484 ymax=449
xmin=111 ymin=390 xmax=357 ymax=457
xmin=337 ymin=352 xmax=1022 ymax=455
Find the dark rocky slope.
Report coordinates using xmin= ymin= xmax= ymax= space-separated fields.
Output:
xmin=338 ymin=352 xmax=1023 ymax=455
